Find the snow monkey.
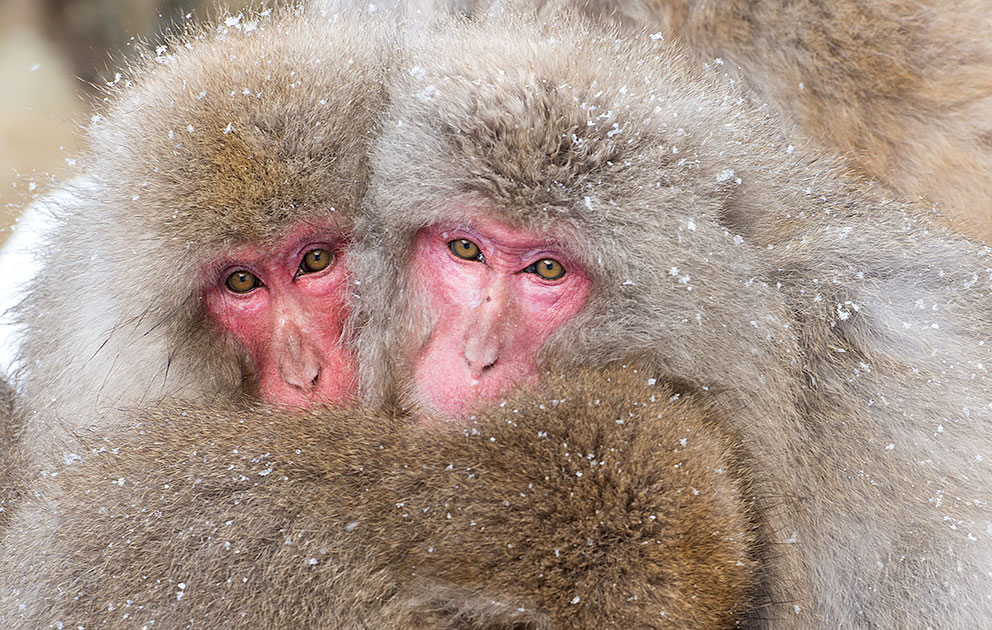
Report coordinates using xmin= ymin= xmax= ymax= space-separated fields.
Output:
xmin=10 ymin=7 xmax=389 ymax=459
xmin=0 ymin=363 xmax=760 ymax=629
xmin=349 ymin=13 xmax=992 ymax=628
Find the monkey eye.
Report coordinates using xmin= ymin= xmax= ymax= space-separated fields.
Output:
xmin=448 ymin=239 xmax=484 ymax=262
xmin=298 ymin=248 xmax=334 ymax=275
xmin=225 ymin=270 xmax=262 ymax=293
xmin=525 ymin=258 xmax=566 ymax=281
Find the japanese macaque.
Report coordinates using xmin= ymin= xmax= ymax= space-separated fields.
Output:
xmin=346 ymin=13 xmax=992 ymax=627
xmin=0 ymin=363 xmax=759 ymax=629
xmin=423 ymin=0 xmax=992 ymax=236
xmin=9 ymin=8 xmax=388 ymax=461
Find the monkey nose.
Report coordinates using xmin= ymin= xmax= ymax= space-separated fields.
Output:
xmin=281 ymin=355 xmax=321 ymax=391
xmin=463 ymin=339 xmax=499 ymax=380
xmin=278 ymin=329 xmax=323 ymax=392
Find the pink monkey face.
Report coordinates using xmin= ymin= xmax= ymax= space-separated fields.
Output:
xmin=203 ymin=222 xmax=357 ymax=407
xmin=410 ymin=218 xmax=591 ymax=416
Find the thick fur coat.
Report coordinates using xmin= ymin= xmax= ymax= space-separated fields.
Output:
xmin=350 ymin=13 xmax=992 ymax=627
xmin=0 ymin=364 xmax=758 ymax=629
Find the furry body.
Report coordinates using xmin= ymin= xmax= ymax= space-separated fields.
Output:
xmin=0 ymin=365 xmax=757 ymax=629
xmin=352 ymin=14 xmax=992 ymax=627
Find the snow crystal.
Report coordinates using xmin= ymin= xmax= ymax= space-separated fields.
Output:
xmin=716 ymin=168 xmax=736 ymax=183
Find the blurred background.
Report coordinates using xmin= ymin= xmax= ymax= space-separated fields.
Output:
xmin=0 ymin=0 xmax=250 ymax=247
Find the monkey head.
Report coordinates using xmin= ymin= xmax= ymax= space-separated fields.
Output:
xmin=17 ymin=8 xmax=389 ymax=415
xmin=353 ymin=13 xmax=799 ymax=419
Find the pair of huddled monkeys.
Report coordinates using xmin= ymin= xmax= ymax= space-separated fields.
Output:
xmin=2 ymin=2 xmax=992 ymax=628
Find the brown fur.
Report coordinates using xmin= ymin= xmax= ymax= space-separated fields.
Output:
xmin=0 ymin=378 xmax=21 ymax=530
xmin=10 ymin=7 xmax=389 ymax=462
xmin=0 ymin=363 xmax=758 ymax=628
xmin=445 ymin=0 xmax=992 ymax=237
xmin=351 ymin=13 xmax=992 ymax=627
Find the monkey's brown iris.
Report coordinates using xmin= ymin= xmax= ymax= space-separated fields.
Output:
xmin=226 ymin=270 xmax=261 ymax=293
xmin=531 ymin=258 xmax=566 ymax=280
xmin=449 ymin=239 xmax=483 ymax=261
xmin=300 ymin=248 xmax=333 ymax=274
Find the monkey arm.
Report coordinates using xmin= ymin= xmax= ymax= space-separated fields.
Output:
xmin=0 ymin=364 xmax=759 ymax=629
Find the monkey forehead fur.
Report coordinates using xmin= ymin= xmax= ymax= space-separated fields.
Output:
xmin=88 ymin=6 xmax=389 ymax=250
xmin=0 ymin=363 xmax=759 ymax=628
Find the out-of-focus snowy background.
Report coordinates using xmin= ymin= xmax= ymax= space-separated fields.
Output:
xmin=0 ymin=0 xmax=249 ymax=371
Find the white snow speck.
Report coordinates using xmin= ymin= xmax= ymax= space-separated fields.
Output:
xmin=716 ymin=168 xmax=736 ymax=183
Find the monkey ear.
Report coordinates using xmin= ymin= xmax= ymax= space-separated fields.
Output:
xmin=398 ymin=580 xmax=550 ymax=630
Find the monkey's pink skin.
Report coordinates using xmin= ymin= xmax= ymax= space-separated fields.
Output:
xmin=203 ymin=221 xmax=357 ymax=407
xmin=411 ymin=218 xmax=590 ymax=416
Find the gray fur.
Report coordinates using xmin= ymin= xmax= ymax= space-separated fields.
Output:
xmin=385 ymin=0 xmax=992 ymax=236
xmin=350 ymin=13 xmax=992 ymax=627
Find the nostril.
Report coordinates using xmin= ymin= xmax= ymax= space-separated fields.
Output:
xmin=311 ymin=367 xmax=321 ymax=387
xmin=481 ymin=359 xmax=497 ymax=372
